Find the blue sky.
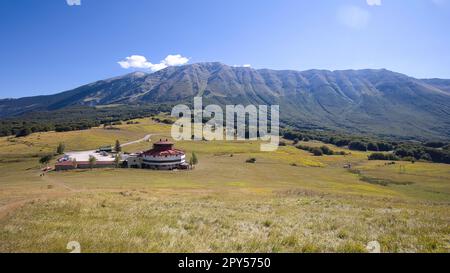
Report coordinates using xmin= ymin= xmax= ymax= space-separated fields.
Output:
xmin=0 ymin=0 xmax=449 ymax=98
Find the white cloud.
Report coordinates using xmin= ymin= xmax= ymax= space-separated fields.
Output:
xmin=66 ymin=0 xmax=81 ymax=6
xmin=118 ymin=55 xmax=153 ymax=69
xmin=337 ymin=6 xmax=370 ymax=29
xmin=233 ymin=64 xmax=252 ymax=68
xmin=150 ymin=63 xmax=168 ymax=72
xmin=163 ymin=54 xmax=189 ymax=66
xmin=366 ymin=0 xmax=381 ymax=6
xmin=118 ymin=54 xmax=189 ymax=72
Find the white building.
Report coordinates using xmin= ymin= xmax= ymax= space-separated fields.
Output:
xmin=126 ymin=139 xmax=187 ymax=170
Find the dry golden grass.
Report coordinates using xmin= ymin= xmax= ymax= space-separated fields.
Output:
xmin=0 ymin=118 xmax=449 ymax=253
xmin=1 ymin=191 xmax=448 ymax=253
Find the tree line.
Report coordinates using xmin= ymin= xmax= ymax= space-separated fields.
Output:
xmin=0 ymin=104 xmax=172 ymax=137
xmin=282 ymin=129 xmax=450 ymax=164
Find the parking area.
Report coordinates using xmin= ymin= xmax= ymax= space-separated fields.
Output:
xmin=60 ymin=150 xmax=116 ymax=162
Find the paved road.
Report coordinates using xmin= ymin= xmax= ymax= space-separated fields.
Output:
xmin=120 ymin=134 xmax=152 ymax=147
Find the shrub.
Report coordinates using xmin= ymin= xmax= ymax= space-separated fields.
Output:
xmin=320 ymin=145 xmax=334 ymax=155
xmin=420 ymin=153 xmax=432 ymax=161
xmin=377 ymin=142 xmax=393 ymax=151
xmin=55 ymin=126 xmax=73 ymax=132
xmin=368 ymin=153 xmax=398 ymax=161
xmin=246 ymin=158 xmax=257 ymax=163
xmin=335 ymin=139 xmax=350 ymax=147
xmin=295 ymin=145 xmax=311 ymax=152
xmin=262 ymin=220 xmax=273 ymax=227
xmin=161 ymin=119 xmax=175 ymax=125
xmin=16 ymin=128 xmax=31 ymax=137
xmin=424 ymin=141 xmax=446 ymax=148
xmin=424 ymin=148 xmax=450 ymax=164
xmin=348 ymin=141 xmax=368 ymax=151
xmin=311 ymin=148 xmax=323 ymax=156
xmin=401 ymin=156 xmax=415 ymax=162
xmin=39 ymin=154 xmax=53 ymax=165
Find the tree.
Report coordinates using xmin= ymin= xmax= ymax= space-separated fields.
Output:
xmin=115 ymin=140 xmax=122 ymax=153
xmin=424 ymin=142 xmax=446 ymax=148
xmin=395 ymin=147 xmax=413 ymax=158
xmin=16 ymin=127 xmax=31 ymax=138
xmin=189 ymin=152 xmax=198 ymax=168
xmin=377 ymin=142 xmax=393 ymax=151
xmin=367 ymin=142 xmax=379 ymax=151
xmin=56 ymin=143 xmax=65 ymax=155
xmin=420 ymin=153 xmax=432 ymax=161
xmin=88 ymin=155 xmax=97 ymax=169
xmin=349 ymin=141 xmax=368 ymax=151
xmin=335 ymin=139 xmax=350 ymax=147
xmin=114 ymin=154 xmax=121 ymax=168
xmin=72 ymin=158 xmax=78 ymax=169
xmin=39 ymin=154 xmax=53 ymax=166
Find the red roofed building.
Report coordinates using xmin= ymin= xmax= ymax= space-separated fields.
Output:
xmin=55 ymin=160 xmax=77 ymax=171
xmin=126 ymin=139 xmax=187 ymax=170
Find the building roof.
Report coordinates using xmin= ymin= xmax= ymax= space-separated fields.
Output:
xmin=154 ymin=139 xmax=174 ymax=145
xmin=55 ymin=161 xmax=75 ymax=166
xmin=141 ymin=149 xmax=185 ymax=157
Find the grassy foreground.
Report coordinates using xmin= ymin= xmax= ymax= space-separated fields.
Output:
xmin=0 ymin=118 xmax=449 ymax=252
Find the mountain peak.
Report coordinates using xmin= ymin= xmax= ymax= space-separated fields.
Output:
xmin=1 ymin=64 xmax=449 ymax=140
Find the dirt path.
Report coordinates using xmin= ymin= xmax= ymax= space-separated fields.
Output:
xmin=42 ymin=174 xmax=79 ymax=192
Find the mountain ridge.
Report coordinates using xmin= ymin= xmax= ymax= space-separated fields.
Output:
xmin=1 ymin=62 xmax=450 ymax=140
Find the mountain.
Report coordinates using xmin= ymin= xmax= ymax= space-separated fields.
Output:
xmin=1 ymin=62 xmax=450 ymax=140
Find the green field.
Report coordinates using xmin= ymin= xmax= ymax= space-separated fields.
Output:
xmin=0 ymin=118 xmax=449 ymax=252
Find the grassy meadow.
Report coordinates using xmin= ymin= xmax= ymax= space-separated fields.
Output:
xmin=0 ymin=117 xmax=449 ymax=252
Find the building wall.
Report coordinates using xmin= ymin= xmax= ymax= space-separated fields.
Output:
xmin=55 ymin=165 xmax=76 ymax=171
xmin=127 ymin=154 xmax=186 ymax=170
xmin=141 ymin=154 xmax=186 ymax=166
xmin=77 ymin=163 xmax=115 ymax=169
xmin=127 ymin=156 xmax=142 ymax=168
